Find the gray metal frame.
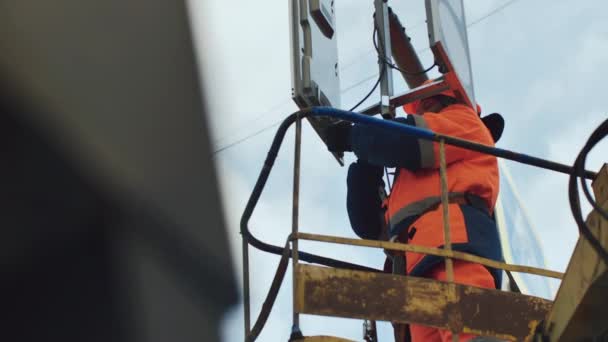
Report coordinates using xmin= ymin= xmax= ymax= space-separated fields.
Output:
xmin=374 ymin=0 xmax=395 ymax=118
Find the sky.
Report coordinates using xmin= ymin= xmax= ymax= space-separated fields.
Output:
xmin=188 ymin=0 xmax=608 ymax=340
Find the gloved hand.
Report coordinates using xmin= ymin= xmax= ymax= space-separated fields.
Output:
xmin=324 ymin=121 xmax=353 ymax=152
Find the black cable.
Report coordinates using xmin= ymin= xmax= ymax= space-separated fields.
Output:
xmin=391 ymin=61 xmax=437 ymax=76
xmin=246 ymin=239 xmax=292 ymax=342
xmin=505 ymin=270 xmax=521 ymax=293
xmin=568 ymin=118 xmax=608 ymax=264
xmin=349 ymin=67 xmax=385 ymax=112
xmin=349 ymin=25 xmax=386 ymax=112
xmin=240 ymin=109 xmax=380 ymax=273
xmin=373 ymin=26 xmax=436 ymax=76
xmin=578 ymin=119 xmax=608 ymax=221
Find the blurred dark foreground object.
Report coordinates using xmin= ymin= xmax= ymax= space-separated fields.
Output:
xmin=0 ymin=1 xmax=237 ymax=341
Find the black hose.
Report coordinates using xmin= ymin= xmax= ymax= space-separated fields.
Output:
xmin=578 ymin=119 xmax=608 ymax=221
xmin=505 ymin=270 xmax=521 ymax=293
xmin=239 ymin=109 xmax=380 ymax=272
xmin=245 ymin=239 xmax=292 ymax=342
xmin=568 ymin=118 xmax=608 ymax=264
xmin=349 ymin=65 xmax=385 ymax=112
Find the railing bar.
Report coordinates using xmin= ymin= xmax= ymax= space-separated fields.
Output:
xmin=295 ymin=232 xmax=563 ymax=279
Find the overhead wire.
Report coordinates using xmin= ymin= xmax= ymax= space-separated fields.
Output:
xmin=212 ymin=99 xmax=291 ymax=147
xmin=213 ymin=121 xmax=283 ymax=155
xmin=467 ymin=0 xmax=522 ymax=27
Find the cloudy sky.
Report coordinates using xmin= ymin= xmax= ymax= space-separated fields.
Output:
xmin=189 ymin=0 xmax=608 ymax=340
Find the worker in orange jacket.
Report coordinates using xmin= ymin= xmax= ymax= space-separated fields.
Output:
xmin=326 ymin=88 xmax=505 ymax=342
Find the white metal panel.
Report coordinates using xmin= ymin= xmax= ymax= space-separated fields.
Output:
xmin=290 ymin=0 xmax=340 ymax=108
xmin=426 ymin=0 xmax=476 ymax=109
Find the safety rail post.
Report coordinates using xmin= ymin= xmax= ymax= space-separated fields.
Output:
xmin=438 ymin=139 xmax=454 ymax=281
xmin=439 ymin=138 xmax=459 ymax=342
xmin=291 ymin=116 xmax=303 ymax=338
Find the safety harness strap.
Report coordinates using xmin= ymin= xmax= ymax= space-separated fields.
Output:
xmin=388 ymin=192 xmax=489 ymax=239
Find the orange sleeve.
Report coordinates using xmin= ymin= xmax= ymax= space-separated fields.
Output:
xmin=418 ymin=104 xmax=495 ymax=169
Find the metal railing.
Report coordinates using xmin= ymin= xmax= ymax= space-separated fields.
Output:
xmin=241 ymin=107 xmax=597 ymax=342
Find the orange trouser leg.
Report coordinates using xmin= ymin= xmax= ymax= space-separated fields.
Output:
xmin=409 ymin=260 xmax=495 ymax=342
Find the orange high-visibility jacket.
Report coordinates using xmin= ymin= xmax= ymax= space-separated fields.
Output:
xmin=382 ymin=104 xmax=502 ymax=283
